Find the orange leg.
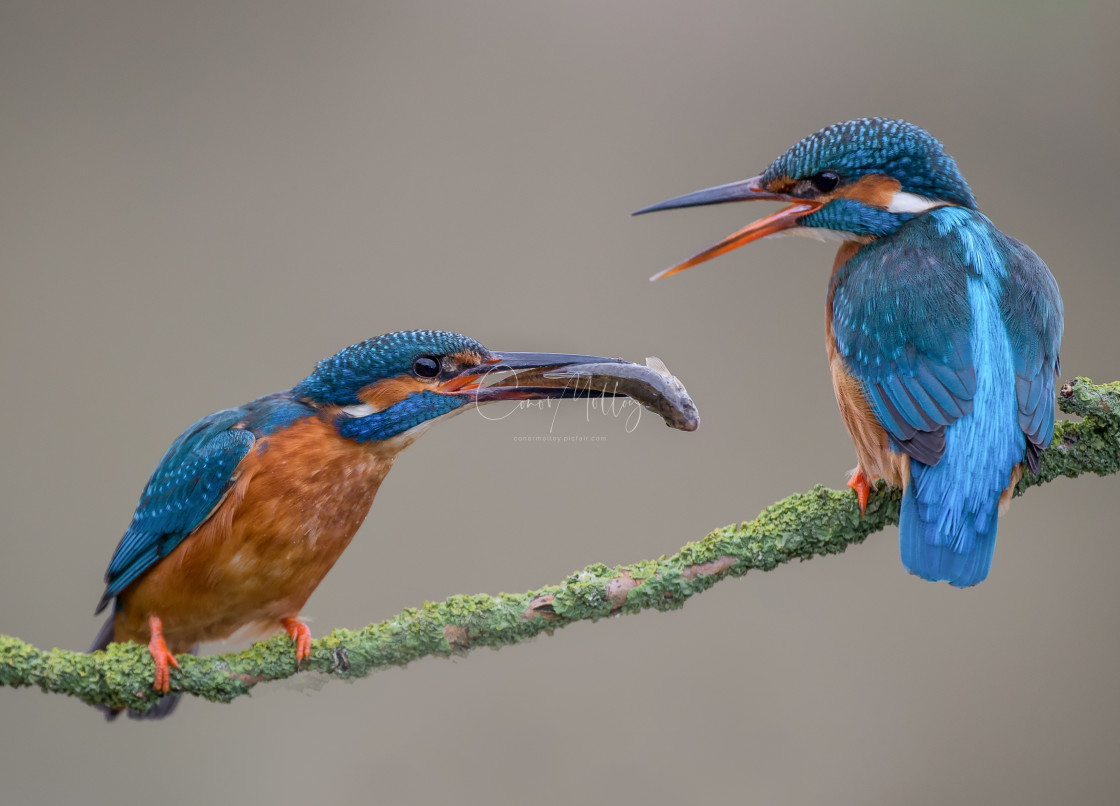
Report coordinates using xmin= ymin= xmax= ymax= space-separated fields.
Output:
xmin=847 ymin=467 xmax=873 ymax=516
xmin=282 ymin=617 xmax=312 ymax=667
xmin=147 ymin=614 xmax=180 ymax=693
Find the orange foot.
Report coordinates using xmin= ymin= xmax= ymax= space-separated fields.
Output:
xmin=282 ymin=617 xmax=312 ymax=667
xmin=847 ymin=467 xmax=874 ymax=516
xmin=147 ymin=614 xmax=180 ymax=693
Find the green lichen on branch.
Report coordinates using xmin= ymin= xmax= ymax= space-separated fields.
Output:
xmin=1 ymin=378 xmax=1116 ymax=714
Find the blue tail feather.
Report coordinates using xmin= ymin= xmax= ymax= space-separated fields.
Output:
xmin=900 ymin=463 xmax=999 ymax=588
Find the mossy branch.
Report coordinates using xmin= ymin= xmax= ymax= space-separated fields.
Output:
xmin=2 ymin=378 xmax=1117 ymax=714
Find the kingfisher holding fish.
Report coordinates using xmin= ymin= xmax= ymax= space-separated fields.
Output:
xmin=93 ymin=330 xmax=696 ymax=718
xmin=634 ymin=117 xmax=1063 ymax=587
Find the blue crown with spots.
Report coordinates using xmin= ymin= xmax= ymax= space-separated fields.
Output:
xmin=762 ymin=118 xmax=976 ymax=209
xmin=292 ymin=330 xmax=487 ymax=405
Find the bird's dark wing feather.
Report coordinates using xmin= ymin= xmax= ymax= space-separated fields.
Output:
xmin=831 ymin=217 xmax=977 ymax=465
xmin=1001 ymin=236 xmax=1063 ymax=474
xmin=98 ymin=407 xmax=255 ymax=611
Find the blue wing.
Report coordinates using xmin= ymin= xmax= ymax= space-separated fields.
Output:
xmin=833 ymin=212 xmax=1062 ymax=470
xmin=831 ymin=214 xmax=978 ymax=465
xmin=97 ymin=407 xmax=256 ymax=612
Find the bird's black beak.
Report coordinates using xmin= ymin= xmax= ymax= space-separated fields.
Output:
xmin=439 ymin=352 xmax=625 ymax=403
xmin=632 ymin=174 xmax=823 ymax=280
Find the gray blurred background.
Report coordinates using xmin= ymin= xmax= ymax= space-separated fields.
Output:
xmin=2 ymin=2 xmax=1118 ymax=804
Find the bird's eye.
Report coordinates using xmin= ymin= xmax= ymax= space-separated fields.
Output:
xmin=412 ymin=356 xmax=441 ymax=378
xmin=811 ymin=172 xmax=840 ymax=193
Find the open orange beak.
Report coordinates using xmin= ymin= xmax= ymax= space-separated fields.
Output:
xmin=632 ymin=175 xmax=824 ymax=280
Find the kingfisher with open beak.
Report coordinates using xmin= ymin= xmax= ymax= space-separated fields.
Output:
xmin=634 ymin=117 xmax=1063 ymax=587
xmin=92 ymin=330 xmax=631 ymax=717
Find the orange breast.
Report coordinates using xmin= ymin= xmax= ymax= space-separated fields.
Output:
xmin=114 ymin=415 xmax=395 ymax=651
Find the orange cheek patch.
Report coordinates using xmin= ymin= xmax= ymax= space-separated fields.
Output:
xmin=359 ymin=376 xmax=431 ymax=411
xmin=836 ymin=174 xmax=901 ymax=209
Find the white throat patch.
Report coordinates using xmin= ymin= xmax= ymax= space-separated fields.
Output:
xmin=775 ymin=227 xmax=871 ymax=244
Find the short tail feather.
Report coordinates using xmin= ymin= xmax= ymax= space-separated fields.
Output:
xmin=900 ymin=460 xmax=1002 ymax=588
xmin=88 ymin=614 xmax=193 ymax=720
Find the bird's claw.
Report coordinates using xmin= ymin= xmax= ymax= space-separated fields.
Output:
xmin=147 ymin=614 xmax=180 ymax=694
xmin=282 ymin=617 xmax=312 ymax=667
xmin=847 ymin=468 xmax=873 ymax=516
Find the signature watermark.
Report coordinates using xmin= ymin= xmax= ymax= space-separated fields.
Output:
xmin=474 ymin=373 xmax=644 ymax=436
